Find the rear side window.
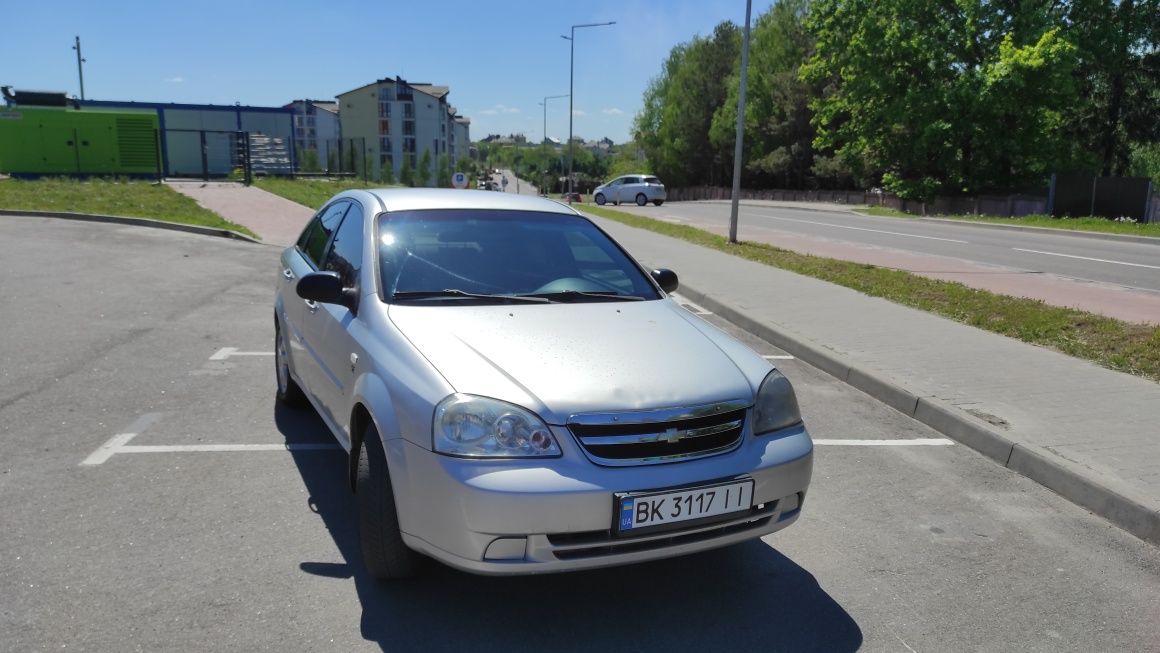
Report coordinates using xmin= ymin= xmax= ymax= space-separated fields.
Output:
xmin=644 ymin=177 xmax=660 ymax=184
xmin=298 ymin=201 xmax=350 ymax=267
xmin=322 ymin=205 xmax=364 ymax=288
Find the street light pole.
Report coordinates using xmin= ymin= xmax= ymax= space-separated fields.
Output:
xmin=540 ymin=94 xmax=569 ymax=147
xmin=72 ymin=36 xmax=86 ymax=100
xmin=728 ymin=0 xmax=753 ymax=243
xmin=562 ymin=21 xmax=614 ymax=201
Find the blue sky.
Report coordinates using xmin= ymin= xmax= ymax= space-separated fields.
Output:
xmin=2 ymin=0 xmax=764 ymax=144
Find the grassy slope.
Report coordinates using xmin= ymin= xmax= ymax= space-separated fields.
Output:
xmin=0 ymin=177 xmax=256 ymax=237
xmin=584 ymin=205 xmax=1160 ymax=383
xmin=253 ymin=178 xmax=391 ymax=210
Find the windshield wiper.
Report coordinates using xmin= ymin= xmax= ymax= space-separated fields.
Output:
xmin=526 ymin=290 xmax=645 ymax=302
xmin=391 ymin=289 xmax=550 ymax=304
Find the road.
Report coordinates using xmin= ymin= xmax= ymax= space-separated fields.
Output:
xmin=611 ymin=200 xmax=1160 ymax=323
xmin=2 ymin=216 xmax=1158 ymax=651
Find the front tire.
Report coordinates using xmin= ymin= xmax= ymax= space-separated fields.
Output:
xmin=635 ymin=193 xmax=648 ymax=206
xmin=275 ymin=319 xmax=306 ymax=407
xmin=357 ymin=428 xmax=423 ymax=580
xmin=594 ymin=193 xmax=606 ymax=206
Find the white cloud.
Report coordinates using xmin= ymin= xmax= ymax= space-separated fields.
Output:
xmin=480 ymin=104 xmax=521 ymax=115
xmin=572 ymin=109 xmax=587 ymax=116
xmin=601 ymin=108 xmax=624 ymax=115
xmin=164 ymin=76 xmax=185 ymax=83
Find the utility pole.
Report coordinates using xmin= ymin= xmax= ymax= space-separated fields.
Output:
xmin=72 ymin=36 xmax=87 ymax=100
xmin=728 ymin=0 xmax=753 ymax=243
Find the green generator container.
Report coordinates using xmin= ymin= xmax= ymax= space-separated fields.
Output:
xmin=0 ymin=105 xmax=160 ymax=175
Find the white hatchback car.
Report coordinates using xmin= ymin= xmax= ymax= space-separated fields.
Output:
xmin=593 ymin=174 xmax=667 ymax=206
xmin=275 ymin=189 xmax=812 ymax=579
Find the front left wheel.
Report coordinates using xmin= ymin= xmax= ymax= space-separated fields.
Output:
xmin=357 ymin=427 xmax=423 ymax=580
xmin=275 ymin=319 xmax=306 ymax=407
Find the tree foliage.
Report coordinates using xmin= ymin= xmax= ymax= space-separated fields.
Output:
xmin=630 ymin=0 xmax=1158 ymax=200
xmin=418 ymin=150 xmax=433 ymax=187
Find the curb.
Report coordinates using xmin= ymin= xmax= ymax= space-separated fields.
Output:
xmin=676 ymin=283 xmax=1160 ymax=547
xmin=913 ymin=216 xmax=1160 ymax=245
xmin=674 ymin=199 xmax=864 ymax=216
xmin=0 ymin=209 xmax=264 ymax=244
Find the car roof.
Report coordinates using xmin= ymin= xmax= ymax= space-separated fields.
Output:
xmin=343 ymin=188 xmax=579 ymax=215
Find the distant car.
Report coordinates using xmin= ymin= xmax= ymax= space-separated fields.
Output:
xmin=274 ymin=188 xmax=812 ymax=579
xmin=594 ymin=175 xmax=666 ymax=207
xmin=562 ymin=191 xmax=582 ymax=203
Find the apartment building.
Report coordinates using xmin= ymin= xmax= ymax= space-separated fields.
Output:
xmin=337 ymin=76 xmax=470 ymax=183
xmin=284 ymin=99 xmax=340 ymax=171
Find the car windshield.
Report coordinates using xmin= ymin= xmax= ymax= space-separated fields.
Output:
xmin=377 ymin=209 xmax=661 ymax=303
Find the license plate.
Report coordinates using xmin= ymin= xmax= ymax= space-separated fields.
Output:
xmin=616 ymin=479 xmax=754 ymax=534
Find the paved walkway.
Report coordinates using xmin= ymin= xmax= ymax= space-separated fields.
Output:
xmin=167 ymin=181 xmax=313 ymax=246
xmin=586 ymin=213 xmax=1160 ymax=546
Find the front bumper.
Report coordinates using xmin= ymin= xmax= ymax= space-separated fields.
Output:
xmin=384 ymin=424 xmax=813 ymax=575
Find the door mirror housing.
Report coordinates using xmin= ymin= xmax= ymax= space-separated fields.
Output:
xmin=297 ymin=271 xmax=358 ymax=311
xmin=650 ymin=268 xmax=679 ymax=294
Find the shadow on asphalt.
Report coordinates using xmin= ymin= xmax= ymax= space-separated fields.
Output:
xmin=275 ymin=402 xmax=861 ymax=653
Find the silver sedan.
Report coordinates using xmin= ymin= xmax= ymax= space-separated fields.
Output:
xmin=593 ymin=174 xmax=667 ymax=206
xmin=274 ymin=188 xmax=811 ymax=579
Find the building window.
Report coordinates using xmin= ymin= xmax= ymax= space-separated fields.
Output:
xmin=403 ymin=122 xmax=415 ymax=136
xmin=381 ymin=136 xmax=392 ymax=151
xmin=379 ymin=119 xmax=391 ymax=135
xmin=380 ymin=86 xmax=396 ymax=101
xmin=379 ymin=101 xmax=392 ymax=118
xmin=403 ymin=103 xmax=415 ymax=119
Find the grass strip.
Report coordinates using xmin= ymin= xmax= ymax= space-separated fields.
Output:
xmin=854 ymin=206 xmax=1160 ymax=237
xmin=254 ymin=178 xmax=392 ymax=211
xmin=0 ymin=177 xmax=257 ymax=238
xmin=584 ymin=204 xmax=1160 ymax=383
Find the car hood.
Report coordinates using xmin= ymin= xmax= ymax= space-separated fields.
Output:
xmin=387 ymin=299 xmax=757 ymax=424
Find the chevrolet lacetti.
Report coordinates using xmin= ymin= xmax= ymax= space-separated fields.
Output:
xmin=274 ymin=188 xmax=813 ymax=579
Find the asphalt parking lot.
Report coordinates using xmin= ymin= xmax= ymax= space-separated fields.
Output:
xmin=2 ymin=215 xmax=1159 ymax=652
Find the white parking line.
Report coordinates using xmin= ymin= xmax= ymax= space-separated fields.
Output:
xmin=1011 ymin=248 xmax=1160 ymax=270
xmin=762 ymin=355 xmax=796 ymax=360
xmin=119 ymin=443 xmax=339 ymax=454
xmin=753 ymin=213 xmax=969 ymax=243
xmin=813 ymin=438 xmax=954 ymax=446
xmin=80 ymin=412 xmax=164 ymax=465
xmin=209 ymin=347 xmax=276 ymax=361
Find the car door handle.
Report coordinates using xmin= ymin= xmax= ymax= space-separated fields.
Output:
xmin=282 ymin=269 xmax=294 ymax=281
xmin=305 ymin=299 xmax=318 ymax=312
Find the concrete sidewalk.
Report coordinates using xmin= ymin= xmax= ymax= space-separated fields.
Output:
xmin=167 ymin=181 xmax=313 ymax=246
xmin=586 ymin=213 xmax=1160 ymax=546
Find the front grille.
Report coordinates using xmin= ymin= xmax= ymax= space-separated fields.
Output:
xmin=567 ymin=400 xmax=748 ymax=466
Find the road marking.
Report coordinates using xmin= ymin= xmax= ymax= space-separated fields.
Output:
xmin=80 ymin=413 xmax=164 ymax=465
xmin=813 ymin=438 xmax=954 ymax=446
xmin=1011 ymin=248 xmax=1160 ymax=270
xmin=118 ymin=443 xmax=339 ymax=454
xmin=762 ymin=354 xmax=796 ymax=360
xmin=753 ymin=213 xmax=969 ymax=243
xmin=210 ymin=347 xmax=276 ymax=360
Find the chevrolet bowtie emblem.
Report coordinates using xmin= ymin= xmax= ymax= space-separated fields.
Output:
xmin=663 ymin=427 xmax=682 ymax=444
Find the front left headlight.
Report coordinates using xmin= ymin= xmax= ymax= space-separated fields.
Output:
xmin=433 ymin=394 xmax=561 ymax=458
xmin=753 ymin=369 xmax=802 ymax=435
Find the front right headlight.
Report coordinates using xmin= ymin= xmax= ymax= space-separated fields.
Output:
xmin=752 ymin=369 xmax=802 ymax=435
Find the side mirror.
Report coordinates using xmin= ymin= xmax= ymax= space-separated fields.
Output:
xmin=650 ymin=268 xmax=679 ymax=294
xmin=297 ymin=271 xmax=358 ymax=311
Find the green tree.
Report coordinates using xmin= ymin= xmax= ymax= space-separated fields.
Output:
xmin=436 ymin=154 xmax=452 ymax=187
xmin=400 ymin=155 xmax=415 ymax=187
xmin=1061 ymin=0 xmax=1160 ymax=176
xmin=711 ymin=0 xmax=819 ymax=188
xmin=634 ymin=21 xmax=741 ymax=187
xmin=418 ymin=150 xmax=433 ymax=187
xmin=802 ymin=0 xmax=1078 ymax=198
xmin=382 ymin=158 xmax=396 ymax=185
